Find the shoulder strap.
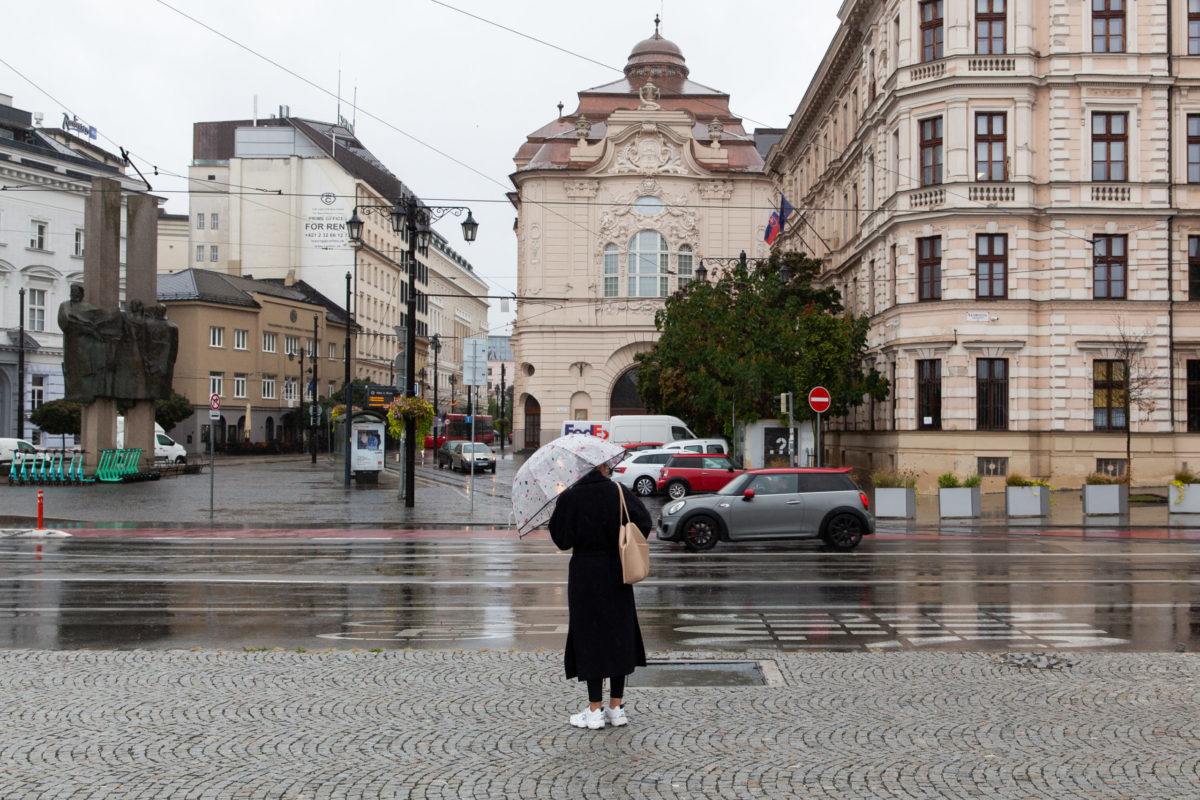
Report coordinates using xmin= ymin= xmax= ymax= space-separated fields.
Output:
xmin=617 ymin=482 xmax=630 ymax=525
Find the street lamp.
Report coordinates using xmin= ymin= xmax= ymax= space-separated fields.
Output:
xmin=448 ymin=373 xmax=457 ymax=410
xmin=347 ymin=195 xmax=477 ymax=507
xmin=430 ymin=332 xmax=442 ymax=420
xmin=311 ymin=313 xmax=319 ymax=464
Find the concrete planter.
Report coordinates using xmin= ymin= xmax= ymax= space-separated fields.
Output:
xmin=938 ymin=486 xmax=981 ymax=518
xmin=1006 ymin=485 xmax=1050 ymax=518
xmin=1083 ymin=484 xmax=1127 ymax=516
xmin=1168 ymin=483 xmax=1200 ymax=513
xmin=874 ymin=487 xmax=917 ymax=518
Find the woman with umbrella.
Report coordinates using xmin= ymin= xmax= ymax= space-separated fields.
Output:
xmin=513 ymin=434 xmax=653 ymax=730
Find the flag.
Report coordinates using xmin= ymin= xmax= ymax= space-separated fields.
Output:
xmin=763 ymin=195 xmax=793 ymax=245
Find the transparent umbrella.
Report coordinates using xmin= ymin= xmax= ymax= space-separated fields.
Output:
xmin=512 ymin=433 xmax=626 ymax=537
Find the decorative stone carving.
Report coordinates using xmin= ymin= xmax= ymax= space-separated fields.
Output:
xmin=698 ymin=180 xmax=734 ymax=200
xmin=575 ymin=117 xmax=592 ymax=141
xmin=611 ymin=134 xmax=688 ymax=176
xmin=563 ymin=180 xmax=600 ymax=198
xmin=639 ymin=81 xmax=661 ymax=109
xmin=707 ymin=120 xmax=724 ymax=147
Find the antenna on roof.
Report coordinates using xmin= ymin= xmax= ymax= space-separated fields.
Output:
xmin=654 ymin=12 xmax=661 ymax=36
xmin=352 ymin=86 xmax=357 ymax=131
xmin=336 ymin=67 xmax=341 ymax=127
xmin=557 ymin=101 xmax=563 ymax=122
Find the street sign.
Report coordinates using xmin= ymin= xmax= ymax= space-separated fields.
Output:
xmin=808 ymin=386 xmax=831 ymax=414
xmin=364 ymin=385 xmax=398 ymax=409
xmin=209 ymin=409 xmax=221 ymax=420
xmin=210 ymin=393 xmax=221 ymax=410
xmin=463 ymin=338 xmax=487 ymax=387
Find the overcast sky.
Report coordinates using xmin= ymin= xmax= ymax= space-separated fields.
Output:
xmin=2 ymin=0 xmax=843 ymax=334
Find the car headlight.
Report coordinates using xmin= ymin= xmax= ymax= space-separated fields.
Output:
xmin=665 ymin=501 xmax=686 ymax=515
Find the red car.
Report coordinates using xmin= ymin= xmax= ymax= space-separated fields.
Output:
xmin=622 ymin=441 xmax=664 ymax=452
xmin=656 ymin=453 xmax=744 ymax=500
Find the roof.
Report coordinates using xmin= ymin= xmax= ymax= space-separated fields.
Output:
xmin=157 ymin=269 xmax=356 ymax=329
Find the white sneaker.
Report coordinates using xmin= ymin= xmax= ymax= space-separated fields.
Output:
xmin=569 ymin=707 xmax=605 ymax=729
xmin=604 ymin=705 xmax=628 ymax=727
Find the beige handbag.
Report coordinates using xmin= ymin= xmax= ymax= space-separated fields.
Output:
xmin=618 ymin=485 xmax=650 ymax=584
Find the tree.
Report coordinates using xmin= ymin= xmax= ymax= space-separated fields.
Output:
xmin=1108 ymin=318 xmax=1164 ymax=490
xmin=155 ymin=391 xmax=195 ymax=432
xmin=635 ymin=250 xmax=888 ymax=438
xmin=30 ymin=399 xmax=82 ymax=436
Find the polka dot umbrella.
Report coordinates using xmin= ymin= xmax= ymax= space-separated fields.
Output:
xmin=512 ymin=433 xmax=627 ymax=537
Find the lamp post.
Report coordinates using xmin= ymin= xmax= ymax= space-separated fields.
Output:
xmin=17 ymin=288 xmax=25 ymax=439
xmin=347 ymin=196 xmax=477 ymax=508
xmin=311 ymin=313 xmax=319 ymax=464
xmin=430 ymin=333 xmax=441 ymax=433
xmin=498 ymin=362 xmax=506 ymax=453
xmin=448 ymin=373 xmax=457 ymax=411
xmin=343 ymin=270 xmax=352 ymax=488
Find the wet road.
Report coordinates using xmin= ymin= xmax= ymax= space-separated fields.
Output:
xmin=3 ymin=533 xmax=1199 ymax=652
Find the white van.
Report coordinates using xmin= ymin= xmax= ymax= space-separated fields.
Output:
xmin=660 ymin=437 xmax=729 ymax=455
xmin=0 ymin=438 xmax=39 ymax=465
xmin=606 ymin=415 xmax=696 ymax=445
xmin=116 ymin=418 xmax=187 ymax=464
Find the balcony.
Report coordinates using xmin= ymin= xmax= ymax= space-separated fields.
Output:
xmin=909 ymin=187 xmax=945 ymax=208
xmin=1090 ymin=184 xmax=1132 ymax=203
xmin=967 ymin=56 xmax=1016 ymax=72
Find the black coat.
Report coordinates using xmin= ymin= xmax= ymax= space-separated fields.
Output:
xmin=548 ymin=469 xmax=653 ymax=681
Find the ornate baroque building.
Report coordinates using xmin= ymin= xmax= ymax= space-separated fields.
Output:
xmin=509 ymin=26 xmax=773 ymax=449
xmin=766 ymin=0 xmax=1200 ymax=489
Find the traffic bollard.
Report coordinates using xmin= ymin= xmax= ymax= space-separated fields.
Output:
xmin=37 ymin=489 xmax=44 ymax=529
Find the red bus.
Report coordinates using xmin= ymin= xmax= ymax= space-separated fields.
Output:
xmin=425 ymin=413 xmax=494 ymax=448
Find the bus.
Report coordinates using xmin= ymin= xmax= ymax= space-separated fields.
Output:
xmin=425 ymin=413 xmax=494 ymax=448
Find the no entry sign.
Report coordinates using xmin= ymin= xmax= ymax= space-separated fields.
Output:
xmin=808 ymin=386 xmax=831 ymax=414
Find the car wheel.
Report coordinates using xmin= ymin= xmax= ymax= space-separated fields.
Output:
xmin=823 ymin=513 xmax=865 ymax=551
xmin=683 ymin=514 xmax=720 ymax=552
xmin=633 ymin=476 xmax=656 ymax=497
xmin=666 ymin=480 xmax=689 ymax=500
xmin=174 ymin=456 xmax=186 ymax=465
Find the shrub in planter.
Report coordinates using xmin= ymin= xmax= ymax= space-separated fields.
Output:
xmin=938 ymin=473 xmax=982 ymax=518
xmin=1169 ymin=468 xmax=1200 ymax=513
xmin=872 ymin=470 xmax=918 ymax=518
xmin=1005 ymin=473 xmax=1052 ymax=518
xmin=1083 ymin=472 xmax=1128 ymax=516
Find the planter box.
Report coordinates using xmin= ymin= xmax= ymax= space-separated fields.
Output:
xmin=1006 ymin=485 xmax=1050 ymax=518
xmin=1083 ymin=484 xmax=1127 ymax=516
xmin=874 ymin=487 xmax=917 ymax=518
xmin=938 ymin=486 xmax=981 ymax=518
xmin=1168 ymin=483 xmax=1200 ymax=513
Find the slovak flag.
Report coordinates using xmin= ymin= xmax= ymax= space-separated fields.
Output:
xmin=764 ymin=196 xmax=794 ymax=245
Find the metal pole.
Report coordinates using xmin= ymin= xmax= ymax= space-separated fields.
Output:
xmin=815 ymin=411 xmax=822 ymax=468
xmin=17 ymin=288 xmax=25 ymax=439
xmin=209 ymin=417 xmax=215 ymax=522
xmin=403 ymin=200 xmax=418 ymax=508
xmin=344 ymin=270 xmax=352 ymax=487
xmin=469 ymin=385 xmax=475 ymax=518
xmin=432 ymin=336 xmax=439 ymax=445
xmin=498 ymin=362 xmax=506 ymax=453
xmin=311 ymin=314 xmax=318 ymax=463
xmin=788 ymin=392 xmax=795 ymax=468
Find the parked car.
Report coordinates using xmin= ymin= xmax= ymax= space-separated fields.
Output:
xmin=450 ymin=441 xmax=497 ymax=473
xmin=611 ymin=448 xmax=676 ymax=497
xmin=660 ymin=438 xmax=728 ymax=454
xmin=0 ymin=438 xmax=40 ymax=466
xmin=656 ymin=453 xmax=744 ymax=500
xmin=156 ymin=433 xmax=187 ymax=464
xmin=436 ymin=439 xmax=470 ymax=469
xmin=621 ymin=441 xmax=664 ymax=452
xmin=657 ymin=468 xmax=874 ymax=552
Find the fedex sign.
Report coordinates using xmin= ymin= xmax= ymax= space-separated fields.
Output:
xmin=563 ymin=421 xmax=610 ymax=439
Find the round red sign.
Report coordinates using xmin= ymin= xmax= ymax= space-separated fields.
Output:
xmin=808 ymin=386 xmax=831 ymax=414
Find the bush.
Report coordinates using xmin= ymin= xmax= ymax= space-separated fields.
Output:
xmin=872 ymin=469 xmax=917 ymax=488
xmin=1174 ymin=468 xmax=1200 ymax=484
xmin=937 ymin=472 xmax=960 ymax=489
xmin=1085 ymin=472 xmax=1126 ymax=485
xmin=1006 ymin=473 xmax=1050 ymax=488
xmin=962 ymin=474 xmax=982 ymax=488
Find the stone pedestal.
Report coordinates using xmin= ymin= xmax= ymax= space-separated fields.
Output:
xmin=82 ymin=398 xmax=117 ymax=473
xmin=125 ymin=401 xmax=156 ymax=471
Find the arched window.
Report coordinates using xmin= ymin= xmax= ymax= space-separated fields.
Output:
xmin=677 ymin=245 xmax=693 ymax=289
xmin=603 ymin=244 xmax=619 ymax=297
xmin=628 ymin=230 xmax=668 ymax=297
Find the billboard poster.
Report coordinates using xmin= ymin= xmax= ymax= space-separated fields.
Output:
xmin=351 ymin=421 xmax=385 ymax=472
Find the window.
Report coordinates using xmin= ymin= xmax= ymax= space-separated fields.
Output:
xmin=1190 ymin=237 xmax=1200 ymax=300
xmin=976 ymin=0 xmax=1006 ymax=54
xmin=234 ymin=329 xmax=248 ymax=350
xmin=1092 ymin=0 xmax=1125 ymax=53
xmin=234 ymin=373 xmax=247 ymax=399
xmin=262 ymin=375 xmax=277 ymax=400
xmin=1191 ymin=0 xmax=1200 ymax=54
xmin=1092 ymin=112 xmax=1127 ymax=181
xmin=1093 ymin=234 xmax=1127 ymax=299
xmin=27 ymin=288 xmax=45 ymax=332
xmin=677 ymin=245 xmax=693 ymax=289
xmin=1189 ymin=115 xmax=1200 ymax=183
xmin=263 ymin=332 xmax=277 ymax=353
xmin=920 ymin=117 xmax=943 ymax=186
xmin=211 ymin=212 xmax=219 ymax=230
xmin=978 ymin=456 xmax=1008 ymax=477
xmin=977 ymin=358 xmax=1008 ymax=430
xmin=917 ymin=359 xmax=942 ymax=430
xmin=284 ymin=377 xmax=297 ymax=402
xmin=30 ymin=375 xmax=44 ymax=411
xmin=74 ymin=228 xmax=85 ymax=257
xmin=920 ymin=1 xmax=944 ymax=61
xmin=1188 ymin=360 xmax=1200 ymax=431
xmin=977 ymin=234 xmax=1007 ymax=298
xmin=603 ymin=244 xmax=619 ymax=297
xmin=210 ymin=245 xmax=219 ymax=262
xmin=209 ymin=372 xmax=224 ymax=397
xmin=1093 ymin=359 xmax=1128 ymax=431
xmin=627 ymin=230 xmax=669 ymax=297
xmin=29 ymin=220 xmax=47 ymax=250
xmin=196 ymin=213 xmax=205 ymax=230
xmin=975 ymin=113 xmax=1006 ymax=181
xmin=284 ymin=335 xmax=299 ymax=356
xmin=329 ymin=342 xmax=337 ymax=360
xmin=918 ymin=236 xmax=942 ymax=301
xmin=196 ymin=245 xmax=204 ymax=262
xmin=209 ymin=326 xmax=224 ymax=348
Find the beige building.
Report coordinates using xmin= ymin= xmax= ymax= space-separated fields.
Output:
xmin=158 ymin=268 xmax=355 ymax=454
xmin=765 ymin=0 xmax=1200 ymax=489
xmin=156 ymin=210 xmax=189 ymax=274
xmin=425 ymin=234 xmax=490 ymax=413
xmin=510 ymin=27 xmax=773 ymax=449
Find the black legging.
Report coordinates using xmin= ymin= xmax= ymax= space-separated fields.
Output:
xmin=586 ymin=675 xmax=626 ymax=704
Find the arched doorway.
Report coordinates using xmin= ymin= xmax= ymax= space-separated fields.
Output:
xmin=265 ymin=416 xmax=275 ymax=441
xmin=523 ymin=396 xmax=541 ymax=450
xmin=610 ymin=367 xmax=646 ymax=416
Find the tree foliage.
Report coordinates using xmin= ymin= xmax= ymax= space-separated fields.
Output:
xmin=155 ymin=391 xmax=195 ymax=432
xmin=30 ymin=399 xmax=82 ymax=436
xmin=634 ymin=250 xmax=888 ymax=437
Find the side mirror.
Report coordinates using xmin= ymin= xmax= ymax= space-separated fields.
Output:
xmin=742 ymin=488 xmax=755 ymax=501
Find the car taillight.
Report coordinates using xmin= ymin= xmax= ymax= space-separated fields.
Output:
xmin=660 ymin=469 xmax=670 ymax=478
xmin=614 ymin=466 xmax=626 ymax=473
xmin=859 ymin=492 xmax=870 ymax=510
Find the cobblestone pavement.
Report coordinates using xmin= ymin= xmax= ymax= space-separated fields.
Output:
xmin=3 ymin=649 xmax=1198 ymax=798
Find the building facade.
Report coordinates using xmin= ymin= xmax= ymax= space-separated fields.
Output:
xmin=765 ymin=0 xmax=1200 ymax=489
xmin=425 ymin=234 xmax=489 ymax=414
xmin=510 ymin=27 xmax=773 ymax=449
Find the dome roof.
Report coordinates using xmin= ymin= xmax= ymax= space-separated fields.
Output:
xmin=624 ymin=31 xmax=689 ymax=86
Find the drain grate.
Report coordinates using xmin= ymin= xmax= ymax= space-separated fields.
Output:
xmin=626 ymin=660 xmax=769 ymax=687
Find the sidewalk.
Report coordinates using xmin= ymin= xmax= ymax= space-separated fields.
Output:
xmin=2 ymin=648 xmax=1196 ymax=798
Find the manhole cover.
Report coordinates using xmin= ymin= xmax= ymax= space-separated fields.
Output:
xmin=627 ymin=660 xmax=768 ymax=687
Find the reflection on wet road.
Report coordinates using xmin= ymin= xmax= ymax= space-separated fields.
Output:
xmin=2 ymin=534 xmax=1199 ymax=652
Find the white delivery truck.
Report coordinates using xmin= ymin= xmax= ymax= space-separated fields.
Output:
xmin=561 ymin=415 xmax=696 ymax=445
xmin=116 ymin=417 xmax=188 ymax=464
